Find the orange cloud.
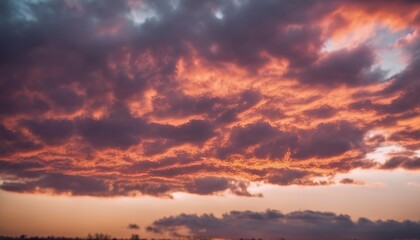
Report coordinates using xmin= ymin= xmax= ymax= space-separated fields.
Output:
xmin=0 ymin=0 xmax=419 ymax=198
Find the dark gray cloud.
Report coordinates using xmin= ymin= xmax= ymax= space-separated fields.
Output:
xmin=253 ymin=132 xmax=298 ymax=160
xmin=154 ymin=119 xmax=216 ymax=144
xmin=0 ymin=124 xmax=42 ymax=156
xmin=217 ymin=121 xmax=282 ymax=159
xmin=111 ymin=181 xmax=177 ymax=198
xmin=0 ymin=159 xmax=45 ymax=178
xmin=185 ymin=176 xmax=261 ymax=197
xmin=127 ymin=223 xmax=140 ymax=230
xmin=289 ymin=45 xmax=385 ymax=86
xmin=340 ymin=178 xmax=364 ymax=185
xmin=303 ymin=105 xmax=337 ymax=119
xmin=340 ymin=178 xmax=356 ymax=184
xmin=76 ymin=107 xmax=215 ymax=149
xmin=149 ymin=89 xmax=262 ymax=126
xmin=267 ymin=168 xmax=315 ymax=185
xmin=23 ymin=119 xmax=75 ymax=145
xmin=1 ymin=172 xmax=110 ymax=196
xmin=77 ymin=110 xmax=149 ymax=149
xmin=150 ymin=91 xmax=223 ymax=119
xmin=218 ymin=120 xmax=366 ymax=160
xmin=292 ymin=121 xmax=365 ymax=159
xmin=147 ymin=209 xmax=420 ymax=240
xmin=390 ymin=129 xmax=420 ymax=141
xmin=381 ymin=157 xmax=420 ymax=170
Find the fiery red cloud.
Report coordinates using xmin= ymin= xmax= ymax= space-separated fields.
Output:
xmin=0 ymin=0 xmax=419 ymax=198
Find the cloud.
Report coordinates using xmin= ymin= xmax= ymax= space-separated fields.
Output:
xmin=289 ymin=45 xmax=385 ymax=86
xmin=303 ymin=104 xmax=337 ymax=119
xmin=0 ymin=0 xmax=419 ymax=197
xmin=340 ymin=178 xmax=365 ymax=185
xmin=217 ymin=121 xmax=283 ymax=159
xmin=23 ymin=119 xmax=75 ymax=145
xmin=0 ymin=124 xmax=42 ymax=156
xmin=47 ymin=87 xmax=85 ymax=114
xmin=382 ymin=157 xmax=420 ymax=170
xmin=77 ymin=110 xmax=149 ymax=149
xmin=127 ymin=224 xmax=140 ymax=230
xmin=185 ymin=176 xmax=261 ymax=197
xmin=1 ymin=173 xmax=109 ymax=196
xmin=267 ymin=168 xmax=316 ymax=185
xmin=147 ymin=209 xmax=420 ymax=240
xmin=0 ymin=159 xmax=44 ymax=178
xmin=154 ymin=119 xmax=216 ymax=144
xmin=292 ymin=121 xmax=365 ymax=160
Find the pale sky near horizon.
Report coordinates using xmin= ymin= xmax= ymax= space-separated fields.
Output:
xmin=1 ymin=168 xmax=420 ymax=238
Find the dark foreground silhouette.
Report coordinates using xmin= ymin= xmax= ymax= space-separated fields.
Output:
xmin=0 ymin=234 xmax=171 ymax=240
xmin=0 ymin=235 xmax=288 ymax=240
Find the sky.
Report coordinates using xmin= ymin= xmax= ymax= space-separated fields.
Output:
xmin=0 ymin=0 xmax=420 ymax=239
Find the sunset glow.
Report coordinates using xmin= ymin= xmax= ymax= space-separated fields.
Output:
xmin=0 ymin=1 xmax=419 ymax=239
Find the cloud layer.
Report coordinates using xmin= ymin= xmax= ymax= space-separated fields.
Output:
xmin=0 ymin=0 xmax=419 ymax=197
xmin=147 ymin=209 xmax=420 ymax=240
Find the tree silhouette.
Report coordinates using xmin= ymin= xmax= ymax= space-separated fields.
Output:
xmin=130 ymin=235 xmax=139 ymax=240
xmin=86 ymin=233 xmax=111 ymax=240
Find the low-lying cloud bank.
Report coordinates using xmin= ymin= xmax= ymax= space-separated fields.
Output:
xmin=147 ymin=209 xmax=420 ymax=240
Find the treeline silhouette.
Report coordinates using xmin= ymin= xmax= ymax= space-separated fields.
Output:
xmin=0 ymin=234 xmax=174 ymax=240
xmin=0 ymin=236 xmax=300 ymax=240
xmin=0 ymin=237 xmax=292 ymax=240
xmin=2 ymin=235 xmax=343 ymax=240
